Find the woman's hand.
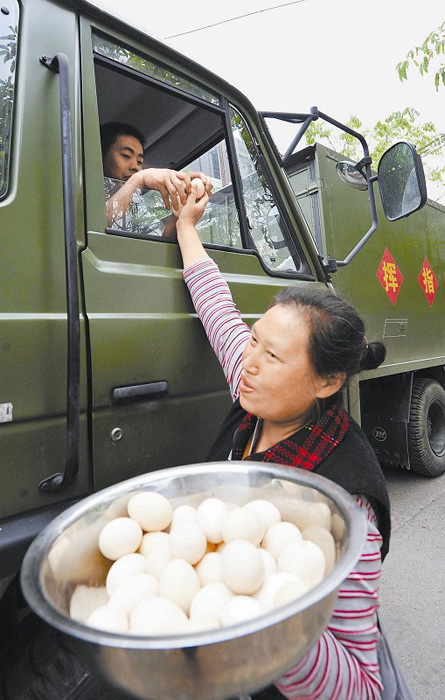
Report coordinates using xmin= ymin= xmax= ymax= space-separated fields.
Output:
xmin=177 ymin=185 xmax=210 ymax=228
xmin=176 ymin=185 xmax=211 ymax=269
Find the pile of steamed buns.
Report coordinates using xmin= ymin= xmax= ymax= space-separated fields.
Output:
xmin=69 ymin=490 xmax=336 ymax=635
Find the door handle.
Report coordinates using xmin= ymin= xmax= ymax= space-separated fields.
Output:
xmin=112 ymin=381 xmax=169 ymax=404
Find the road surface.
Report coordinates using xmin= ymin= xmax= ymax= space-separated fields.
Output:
xmin=379 ymin=466 xmax=445 ymax=699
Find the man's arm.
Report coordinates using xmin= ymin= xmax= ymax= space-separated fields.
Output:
xmin=106 ymin=168 xmax=191 ymax=228
xmin=162 ymin=215 xmax=178 ymax=240
xmin=106 ymin=168 xmax=212 ymax=230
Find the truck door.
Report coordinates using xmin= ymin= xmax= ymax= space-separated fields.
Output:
xmin=0 ymin=0 xmax=90 ymax=545
xmin=80 ymin=21 xmax=317 ymax=490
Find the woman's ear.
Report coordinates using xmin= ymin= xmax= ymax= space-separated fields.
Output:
xmin=314 ymin=373 xmax=347 ymax=400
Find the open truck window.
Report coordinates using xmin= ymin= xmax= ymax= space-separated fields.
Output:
xmin=92 ymin=32 xmax=302 ymax=272
xmin=93 ymin=33 xmax=242 ymax=248
xmin=0 ymin=0 xmax=19 ymax=198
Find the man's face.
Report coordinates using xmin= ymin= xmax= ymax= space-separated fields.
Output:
xmin=103 ymin=134 xmax=144 ymax=181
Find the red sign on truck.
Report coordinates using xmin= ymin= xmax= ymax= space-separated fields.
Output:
xmin=418 ymin=258 xmax=438 ymax=306
xmin=376 ymin=248 xmax=403 ymax=305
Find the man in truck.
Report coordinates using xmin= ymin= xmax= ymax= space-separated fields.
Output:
xmin=101 ymin=122 xmax=211 ymax=236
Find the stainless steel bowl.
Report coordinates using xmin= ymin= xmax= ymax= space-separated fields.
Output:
xmin=21 ymin=461 xmax=367 ymax=700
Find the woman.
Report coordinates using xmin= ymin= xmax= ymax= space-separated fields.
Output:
xmin=176 ymin=186 xmax=391 ymax=699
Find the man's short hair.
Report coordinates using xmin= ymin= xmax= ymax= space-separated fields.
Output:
xmin=100 ymin=122 xmax=146 ymax=158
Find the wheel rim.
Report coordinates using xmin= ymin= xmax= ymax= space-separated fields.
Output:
xmin=427 ymin=401 xmax=445 ymax=457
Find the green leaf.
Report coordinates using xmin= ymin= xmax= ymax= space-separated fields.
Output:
xmin=397 ymin=60 xmax=408 ymax=81
xmin=396 ymin=21 xmax=445 ymax=88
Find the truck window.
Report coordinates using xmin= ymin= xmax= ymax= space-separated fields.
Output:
xmin=229 ymin=107 xmax=301 ymax=273
xmin=0 ymin=0 xmax=19 ymax=198
xmin=93 ymin=33 xmax=220 ymax=105
xmin=93 ymin=33 xmax=242 ymax=249
xmin=286 ymin=151 xmax=324 ymax=255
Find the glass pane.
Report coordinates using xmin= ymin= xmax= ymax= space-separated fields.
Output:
xmin=0 ymin=0 xmax=19 ymax=198
xmin=105 ymin=178 xmax=173 ymax=235
xmin=189 ymin=141 xmax=242 ymax=248
xmin=104 ymin=139 xmax=242 ymax=248
xmin=93 ymin=32 xmax=220 ymax=106
xmin=230 ymin=107 xmax=300 ymax=273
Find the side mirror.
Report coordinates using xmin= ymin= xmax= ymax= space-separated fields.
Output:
xmin=378 ymin=141 xmax=427 ymax=221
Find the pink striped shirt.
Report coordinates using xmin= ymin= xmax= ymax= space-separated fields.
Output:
xmin=184 ymin=258 xmax=383 ymax=699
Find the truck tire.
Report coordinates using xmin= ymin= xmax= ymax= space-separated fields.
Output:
xmin=408 ymin=378 xmax=445 ymax=477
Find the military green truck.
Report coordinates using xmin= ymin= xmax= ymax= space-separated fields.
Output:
xmin=0 ymin=0 xmax=444 ymax=695
xmin=285 ymin=141 xmax=445 ymax=473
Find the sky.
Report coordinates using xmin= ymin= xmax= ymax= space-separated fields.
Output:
xmin=93 ymin=0 xmax=444 ymax=197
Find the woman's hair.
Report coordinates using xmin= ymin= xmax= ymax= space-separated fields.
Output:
xmin=100 ymin=122 xmax=146 ymax=158
xmin=270 ymin=283 xmax=386 ymax=382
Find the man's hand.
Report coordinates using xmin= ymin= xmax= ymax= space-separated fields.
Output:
xmin=136 ymin=168 xmax=191 ymax=211
xmin=186 ymin=171 xmax=213 ymax=196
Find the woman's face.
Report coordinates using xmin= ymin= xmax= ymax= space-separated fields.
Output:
xmin=240 ymin=304 xmax=341 ymax=426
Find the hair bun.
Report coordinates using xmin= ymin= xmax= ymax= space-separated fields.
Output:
xmin=361 ymin=341 xmax=386 ymax=370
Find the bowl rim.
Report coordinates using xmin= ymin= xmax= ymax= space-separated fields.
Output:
xmin=21 ymin=461 xmax=367 ymax=649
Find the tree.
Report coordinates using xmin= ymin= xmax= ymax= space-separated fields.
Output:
xmin=304 ymin=108 xmax=445 ymax=201
xmin=397 ymin=20 xmax=445 ymax=91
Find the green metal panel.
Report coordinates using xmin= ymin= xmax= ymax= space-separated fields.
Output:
xmin=0 ymin=417 xmax=89 ymax=519
xmin=0 ymin=0 xmax=90 ymax=519
xmin=81 ymin=232 xmax=321 ymax=490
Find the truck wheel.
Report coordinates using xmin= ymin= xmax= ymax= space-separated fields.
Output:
xmin=408 ymin=378 xmax=445 ymax=477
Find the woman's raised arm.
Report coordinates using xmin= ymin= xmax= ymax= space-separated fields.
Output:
xmin=177 ymin=189 xmax=251 ymax=400
xmin=176 ymin=187 xmax=211 ymax=268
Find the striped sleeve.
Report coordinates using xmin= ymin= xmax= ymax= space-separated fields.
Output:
xmin=183 ymin=258 xmax=251 ymax=401
xmin=275 ymin=497 xmax=383 ymax=700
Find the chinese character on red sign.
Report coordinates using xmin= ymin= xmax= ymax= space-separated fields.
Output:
xmin=418 ymin=258 xmax=438 ymax=306
xmin=376 ymin=248 xmax=403 ymax=305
